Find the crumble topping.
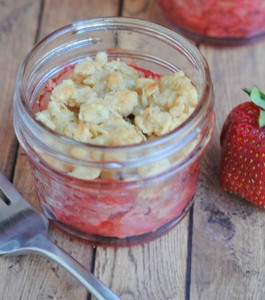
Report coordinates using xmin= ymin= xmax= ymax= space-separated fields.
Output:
xmin=36 ymin=52 xmax=198 ymax=179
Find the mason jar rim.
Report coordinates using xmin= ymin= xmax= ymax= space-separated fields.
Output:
xmin=16 ymin=17 xmax=214 ymax=160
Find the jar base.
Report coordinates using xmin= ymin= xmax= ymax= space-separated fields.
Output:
xmin=42 ymin=198 xmax=194 ymax=247
xmin=174 ymin=26 xmax=265 ymax=46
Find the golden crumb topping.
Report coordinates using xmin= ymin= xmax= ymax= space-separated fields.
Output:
xmin=36 ymin=52 xmax=198 ymax=179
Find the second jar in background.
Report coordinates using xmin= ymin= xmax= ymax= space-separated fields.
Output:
xmin=157 ymin=0 xmax=265 ymax=44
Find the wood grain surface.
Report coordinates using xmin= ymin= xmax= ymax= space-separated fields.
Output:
xmin=1 ymin=0 xmax=265 ymax=299
xmin=0 ymin=0 xmax=40 ymax=178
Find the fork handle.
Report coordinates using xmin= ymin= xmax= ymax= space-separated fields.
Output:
xmin=26 ymin=235 xmax=120 ymax=300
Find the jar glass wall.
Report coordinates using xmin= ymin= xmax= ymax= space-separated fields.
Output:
xmin=157 ymin=0 xmax=265 ymax=45
xmin=13 ymin=17 xmax=215 ymax=246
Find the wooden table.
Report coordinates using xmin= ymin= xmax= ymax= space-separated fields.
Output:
xmin=1 ymin=1 xmax=265 ymax=299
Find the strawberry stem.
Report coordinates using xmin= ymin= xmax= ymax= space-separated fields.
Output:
xmin=243 ymin=86 xmax=265 ymax=127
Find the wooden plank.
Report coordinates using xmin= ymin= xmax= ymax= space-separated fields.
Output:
xmin=122 ymin=0 xmax=164 ymax=24
xmin=90 ymin=1 xmax=190 ymax=299
xmin=94 ymin=221 xmax=189 ymax=299
xmin=0 ymin=0 xmax=40 ymax=178
xmin=0 ymin=1 xmax=42 ymax=299
xmin=40 ymin=0 xmax=121 ymax=39
xmin=190 ymin=43 xmax=265 ymax=299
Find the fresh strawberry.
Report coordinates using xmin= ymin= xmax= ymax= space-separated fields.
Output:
xmin=220 ymin=86 xmax=265 ymax=208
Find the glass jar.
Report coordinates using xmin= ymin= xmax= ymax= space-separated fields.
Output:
xmin=157 ymin=0 xmax=265 ymax=45
xmin=13 ymin=17 xmax=215 ymax=246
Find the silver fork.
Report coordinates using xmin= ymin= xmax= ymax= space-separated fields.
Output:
xmin=0 ymin=170 xmax=120 ymax=300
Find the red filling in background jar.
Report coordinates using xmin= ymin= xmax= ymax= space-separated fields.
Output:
xmin=157 ymin=0 xmax=265 ymax=40
xmin=31 ymin=62 xmax=200 ymax=242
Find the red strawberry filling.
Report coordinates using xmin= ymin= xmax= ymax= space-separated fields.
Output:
xmin=158 ymin=0 xmax=265 ymax=39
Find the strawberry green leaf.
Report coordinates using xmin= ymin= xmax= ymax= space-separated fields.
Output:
xmin=244 ymin=86 xmax=265 ymax=110
xmin=243 ymin=88 xmax=252 ymax=96
xmin=259 ymin=109 xmax=265 ymax=127
xmin=258 ymin=87 xmax=265 ymax=101
xmin=251 ymin=86 xmax=265 ymax=107
xmin=243 ymin=86 xmax=265 ymax=127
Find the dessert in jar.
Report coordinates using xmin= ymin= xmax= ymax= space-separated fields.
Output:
xmin=13 ymin=18 xmax=215 ymax=246
xmin=157 ymin=0 xmax=265 ymax=44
